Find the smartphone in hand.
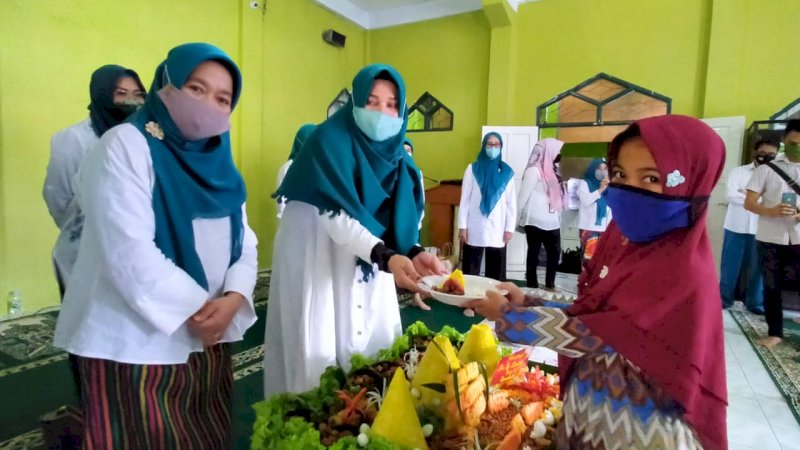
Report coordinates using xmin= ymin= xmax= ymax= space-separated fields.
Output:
xmin=782 ymin=192 xmax=798 ymax=213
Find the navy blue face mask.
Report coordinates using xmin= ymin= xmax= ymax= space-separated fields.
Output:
xmin=605 ymin=185 xmax=707 ymax=244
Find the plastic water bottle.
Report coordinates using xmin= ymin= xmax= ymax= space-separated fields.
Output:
xmin=7 ymin=290 xmax=22 ymax=318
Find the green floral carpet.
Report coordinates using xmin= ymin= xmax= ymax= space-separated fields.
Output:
xmin=0 ymin=270 xmax=490 ymax=450
xmin=0 ymin=272 xmax=271 ymax=450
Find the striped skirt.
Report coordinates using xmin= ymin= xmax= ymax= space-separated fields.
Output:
xmin=77 ymin=344 xmax=232 ymax=450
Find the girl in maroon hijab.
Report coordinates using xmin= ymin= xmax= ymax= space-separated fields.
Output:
xmin=466 ymin=115 xmax=728 ymax=449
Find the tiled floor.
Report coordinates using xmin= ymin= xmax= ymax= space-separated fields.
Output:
xmin=725 ymin=310 xmax=800 ymax=450
xmin=523 ymin=269 xmax=800 ymax=449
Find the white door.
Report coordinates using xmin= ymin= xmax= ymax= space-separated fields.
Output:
xmin=481 ymin=126 xmax=539 ymax=280
xmin=702 ymin=116 xmax=746 ymax=271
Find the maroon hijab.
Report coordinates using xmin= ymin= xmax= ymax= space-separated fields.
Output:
xmin=559 ymin=115 xmax=728 ymax=449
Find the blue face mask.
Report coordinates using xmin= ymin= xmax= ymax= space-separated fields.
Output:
xmin=605 ymin=185 xmax=704 ymax=244
xmin=486 ymin=146 xmax=501 ymax=159
xmin=352 ymin=106 xmax=404 ymax=142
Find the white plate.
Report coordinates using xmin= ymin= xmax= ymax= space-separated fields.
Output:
xmin=418 ymin=274 xmax=502 ymax=307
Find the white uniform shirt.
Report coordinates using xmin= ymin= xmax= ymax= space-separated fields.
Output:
xmin=42 ymin=118 xmax=99 ymax=281
xmin=264 ymin=202 xmax=403 ymax=395
xmin=724 ymin=163 xmax=759 ymax=234
xmin=746 ymin=154 xmax=800 ymax=245
xmin=518 ymin=166 xmax=561 ymax=231
xmin=576 ymin=180 xmax=612 ymax=232
xmin=457 ymin=164 xmax=517 ymax=248
xmin=275 ymin=159 xmax=293 ymax=218
xmin=54 ymin=124 xmax=258 ymax=364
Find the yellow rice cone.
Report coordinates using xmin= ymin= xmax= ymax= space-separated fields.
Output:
xmin=371 ymin=370 xmax=429 ymax=450
xmin=411 ymin=335 xmax=461 ymax=407
xmin=458 ymin=324 xmax=501 ymax=376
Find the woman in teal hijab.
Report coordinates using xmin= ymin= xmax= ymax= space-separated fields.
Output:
xmin=265 ymin=64 xmax=446 ymax=396
xmin=576 ymin=158 xmax=611 ymax=264
xmin=54 ymin=43 xmax=258 ymax=450
xmin=457 ymin=132 xmax=517 ymax=281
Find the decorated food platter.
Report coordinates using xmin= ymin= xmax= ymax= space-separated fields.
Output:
xmin=253 ymin=322 xmax=562 ymax=450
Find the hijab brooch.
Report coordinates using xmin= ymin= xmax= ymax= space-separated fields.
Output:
xmin=666 ymin=170 xmax=686 ymax=188
xmin=145 ymin=121 xmax=165 ymax=140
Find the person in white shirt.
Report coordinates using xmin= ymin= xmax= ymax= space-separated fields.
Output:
xmin=745 ymin=119 xmax=800 ymax=348
xmin=576 ymin=158 xmax=612 ymax=263
xmin=276 ymin=123 xmax=316 ymax=218
xmin=264 ymin=64 xmax=446 ymax=396
xmin=518 ymin=138 xmax=565 ymax=290
xmin=458 ymin=132 xmax=516 ymax=280
xmin=54 ymin=43 xmax=258 ymax=449
xmin=720 ymin=139 xmax=779 ymax=313
xmin=43 ymin=65 xmax=146 ymax=297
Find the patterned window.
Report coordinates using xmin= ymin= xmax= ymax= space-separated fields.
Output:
xmin=407 ymin=92 xmax=453 ymax=132
xmin=537 ymin=73 xmax=671 ymax=128
xmin=327 ymin=89 xmax=351 ymax=118
xmin=770 ymin=97 xmax=800 ymax=122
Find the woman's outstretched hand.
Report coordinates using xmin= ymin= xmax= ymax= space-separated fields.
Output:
xmin=463 ymin=289 xmax=511 ymax=321
xmin=411 ymin=251 xmax=448 ymax=277
xmin=389 ymin=255 xmax=422 ymax=292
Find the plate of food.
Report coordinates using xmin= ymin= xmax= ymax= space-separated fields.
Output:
xmin=418 ymin=269 xmax=504 ymax=306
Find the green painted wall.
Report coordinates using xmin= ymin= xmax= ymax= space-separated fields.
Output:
xmin=2 ymin=0 xmax=798 ymax=312
xmin=368 ymin=12 xmax=491 ymax=245
xmin=0 ymin=0 xmax=241 ymax=312
xmin=704 ymin=0 xmax=800 ymax=121
xmin=251 ymin=0 xmax=367 ymax=269
xmin=0 ymin=0 xmax=366 ymax=312
xmin=511 ymin=0 xmax=713 ymax=123
xmin=368 ymin=12 xmax=491 ymax=186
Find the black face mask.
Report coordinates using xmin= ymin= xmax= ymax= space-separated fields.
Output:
xmin=755 ymin=154 xmax=776 ymax=166
xmin=106 ymin=102 xmax=142 ymax=122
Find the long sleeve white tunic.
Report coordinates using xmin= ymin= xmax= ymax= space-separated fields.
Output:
xmin=457 ymin=164 xmax=517 ymax=248
xmin=263 ymin=201 xmax=404 ymax=396
xmin=54 ymin=124 xmax=258 ymax=364
xmin=42 ymin=118 xmax=99 ymax=281
xmin=517 ymin=166 xmax=561 ymax=231
xmin=576 ymin=180 xmax=612 ymax=232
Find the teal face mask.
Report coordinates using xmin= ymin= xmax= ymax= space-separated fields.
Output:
xmin=352 ymin=106 xmax=404 ymax=142
xmin=486 ymin=146 xmax=501 ymax=159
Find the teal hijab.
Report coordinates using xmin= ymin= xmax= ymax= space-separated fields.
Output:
xmin=472 ymin=132 xmax=514 ymax=216
xmin=403 ymin=137 xmax=414 ymax=154
xmin=128 ymin=43 xmax=246 ymax=290
xmin=276 ymin=64 xmax=424 ymax=278
xmin=583 ymin=158 xmax=608 ymax=225
xmin=288 ymin=123 xmax=317 ymax=161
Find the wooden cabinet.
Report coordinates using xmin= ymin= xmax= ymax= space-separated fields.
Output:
xmin=424 ymin=182 xmax=461 ymax=252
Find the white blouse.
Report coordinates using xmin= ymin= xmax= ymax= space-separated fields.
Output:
xmin=54 ymin=124 xmax=258 ymax=364
xmin=42 ymin=118 xmax=99 ymax=281
xmin=576 ymin=180 xmax=612 ymax=232
xmin=517 ymin=166 xmax=561 ymax=231
xmin=724 ymin=164 xmax=759 ymax=235
xmin=457 ymin=164 xmax=517 ymax=248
